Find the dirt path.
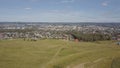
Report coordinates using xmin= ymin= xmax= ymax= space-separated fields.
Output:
xmin=67 ymin=63 xmax=87 ymax=68
xmin=67 ymin=58 xmax=103 ymax=68
xmin=73 ymin=63 xmax=87 ymax=68
xmin=42 ymin=47 xmax=64 ymax=68
xmin=51 ymin=47 xmax=63 ymax=60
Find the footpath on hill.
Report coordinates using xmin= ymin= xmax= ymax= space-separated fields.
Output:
xmin=67 ymin=58 xmax=104 ymax=68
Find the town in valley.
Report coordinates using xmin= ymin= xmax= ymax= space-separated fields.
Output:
xmin=0 ymin=22 xmax=120 ymax=42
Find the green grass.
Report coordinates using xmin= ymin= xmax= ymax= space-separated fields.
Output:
xmin=111 ymin=58 xmax=120 ymax=68
xmin=0 ymin=39 xmax=120 ymax=68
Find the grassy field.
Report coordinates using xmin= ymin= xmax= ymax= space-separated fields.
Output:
xmin=0 ymin=39 xmax=120 ymax=68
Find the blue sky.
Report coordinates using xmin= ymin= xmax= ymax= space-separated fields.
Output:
xmin=0 ymin=0 xmax=120 ymax=22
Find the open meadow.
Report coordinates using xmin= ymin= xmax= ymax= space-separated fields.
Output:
xmin=0 ymin=39 xmax=120 ymax=68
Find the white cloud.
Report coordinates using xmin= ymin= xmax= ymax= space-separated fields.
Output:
xmin=101 ymin=1 xmax=109 ymax=7
xmin=1 ymin=10 xmax=120 ymax=22
xmin=27 ymin=10 xmax=103 ymax=22
xmin=24 ymin=8 xmax=32 ymax=10
xmin=61 ymin=0 xmax=75 ymax=3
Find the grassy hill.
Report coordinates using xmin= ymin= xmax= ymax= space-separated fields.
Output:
xmin=0 ymin=39 xmax=120 ymax=68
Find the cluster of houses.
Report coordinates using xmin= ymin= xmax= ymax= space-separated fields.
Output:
xmin=112 ymin=33 xmax=120 ymax=41
xmin=1 ymin=23 xmax=120 ymax=43
xmin=0 ymin=31 xmax=75 ymax=41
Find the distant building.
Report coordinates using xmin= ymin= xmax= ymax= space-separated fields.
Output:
xmin=112 ymin=37 xmax=117 ymax=40
xmin=115 ymin=34 xmax=120 ymax=41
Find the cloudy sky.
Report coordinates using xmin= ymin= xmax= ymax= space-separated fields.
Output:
xmin=0 ymin=0 xmax=120 ymax=22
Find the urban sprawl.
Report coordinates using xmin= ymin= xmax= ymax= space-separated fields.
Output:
xmin=0 ymin=22 xmax=120 ymax=42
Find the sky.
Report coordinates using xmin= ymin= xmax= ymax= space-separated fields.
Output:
xmin=0 ymin=0 xmax=120 ymax=22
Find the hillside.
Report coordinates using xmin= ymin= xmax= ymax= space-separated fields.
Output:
xmin=0 ymin=39 xmax=120 ymax=68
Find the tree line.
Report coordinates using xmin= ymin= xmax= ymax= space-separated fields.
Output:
xmin=67 ymin=31 xmax=111 ymax=42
